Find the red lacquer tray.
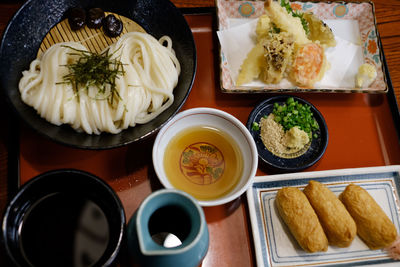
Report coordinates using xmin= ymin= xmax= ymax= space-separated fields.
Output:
xmin=15 ymin=13 xmax=400 ymax=267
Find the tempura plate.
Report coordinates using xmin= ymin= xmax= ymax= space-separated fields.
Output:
xmin=246 ymin=165 xmax=400 ymax=267
xmin=216 ymin=0 xmax=388 ymax=93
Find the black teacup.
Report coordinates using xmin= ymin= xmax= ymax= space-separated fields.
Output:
xmin=2 ymin=169 xmax=125 ymax=267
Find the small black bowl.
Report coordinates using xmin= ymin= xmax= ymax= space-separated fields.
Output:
xmin=246 ymin=95 xmax=328 ymax=173
xmin=2 ymin=169 xmax=125 ymax=267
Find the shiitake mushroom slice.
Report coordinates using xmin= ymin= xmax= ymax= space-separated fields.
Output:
xmin=87 ymin=8 xmax=105 ymax=29
xmin=103 ymin=14 xmax=123 ymax=38
xmin=67 ymin=7 xmax=86 ymax=31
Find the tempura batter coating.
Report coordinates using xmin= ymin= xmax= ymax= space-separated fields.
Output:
xmin=264 ymin=0 xmax=309 ymax=46
xmin=303 ymin=180 xmax=356 ymax=247
xmin=276 ymin=187 xmax=328 ymax=252
xmin=339 ymin=184 xmax=398 ymax=249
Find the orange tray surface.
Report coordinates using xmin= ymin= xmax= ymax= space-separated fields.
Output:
xmin=19 ymin=14 xmax=400 ymax=267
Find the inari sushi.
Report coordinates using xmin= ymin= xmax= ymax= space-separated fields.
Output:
xmin=276 ymin=187 xmax=328 ymax=252
xmin=303 ymin=180 xmax=357 ymax=247
xmin=339 ymin=184 xmax=398 ymax=249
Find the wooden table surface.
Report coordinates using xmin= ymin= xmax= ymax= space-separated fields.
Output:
xmin=1 ymin=0 xmax=400 ymax=266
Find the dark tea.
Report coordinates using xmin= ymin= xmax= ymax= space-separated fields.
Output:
xmin=19 ymin=192 xmax=110 ymax=267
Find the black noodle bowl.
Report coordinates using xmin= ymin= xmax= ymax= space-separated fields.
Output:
xmin=0 ymin=0 xmax=196 ymax=149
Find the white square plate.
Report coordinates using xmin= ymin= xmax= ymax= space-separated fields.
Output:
xmin=246 ymin=165 xmax=400 ymax=266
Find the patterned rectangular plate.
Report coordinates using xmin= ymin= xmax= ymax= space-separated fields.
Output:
xmin=246 ymin=165 xmax=400 ymax=267
xmin=216 ymin=0 xmax=388 ymax=93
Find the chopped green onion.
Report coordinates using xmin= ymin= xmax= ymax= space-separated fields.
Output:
xmin=272 ymin=97 xmax=319 ymax=139
xmin=252 ymin=122 xmax=260 ymax=131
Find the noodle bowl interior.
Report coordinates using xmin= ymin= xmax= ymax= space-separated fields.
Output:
xmin=18 ymin=14 xmax=180 ymax=135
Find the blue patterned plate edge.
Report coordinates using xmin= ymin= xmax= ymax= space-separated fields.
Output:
xmin=246 ymin=165 xmax=400 ymax=267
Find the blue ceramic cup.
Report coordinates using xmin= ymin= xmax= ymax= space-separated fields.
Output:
xmin=127 ymin=189 xmax=209 ymax=267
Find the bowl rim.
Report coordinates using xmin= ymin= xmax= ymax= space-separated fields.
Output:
xmin=152 ymin=107 xmax=258 ymax=206
xmin=246 ymin=95 xmax=329 ymax=172
xmin=1 ymin=168 xmax=126 ymax=266
xmin=135 ymin=188 xmax=208 ymax=254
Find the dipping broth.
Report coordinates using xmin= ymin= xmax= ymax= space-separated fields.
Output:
xmin=19 ymin=192 xmax=110 ymax=267
xmin=163 ymin=126 xmax=244 ymax=200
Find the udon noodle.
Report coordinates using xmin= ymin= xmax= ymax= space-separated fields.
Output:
xmin=19 ymin=32 xmax=180 ymax=134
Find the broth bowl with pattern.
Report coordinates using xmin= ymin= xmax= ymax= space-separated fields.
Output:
xmin=152 ymin=108 xmax=258 ymax=206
